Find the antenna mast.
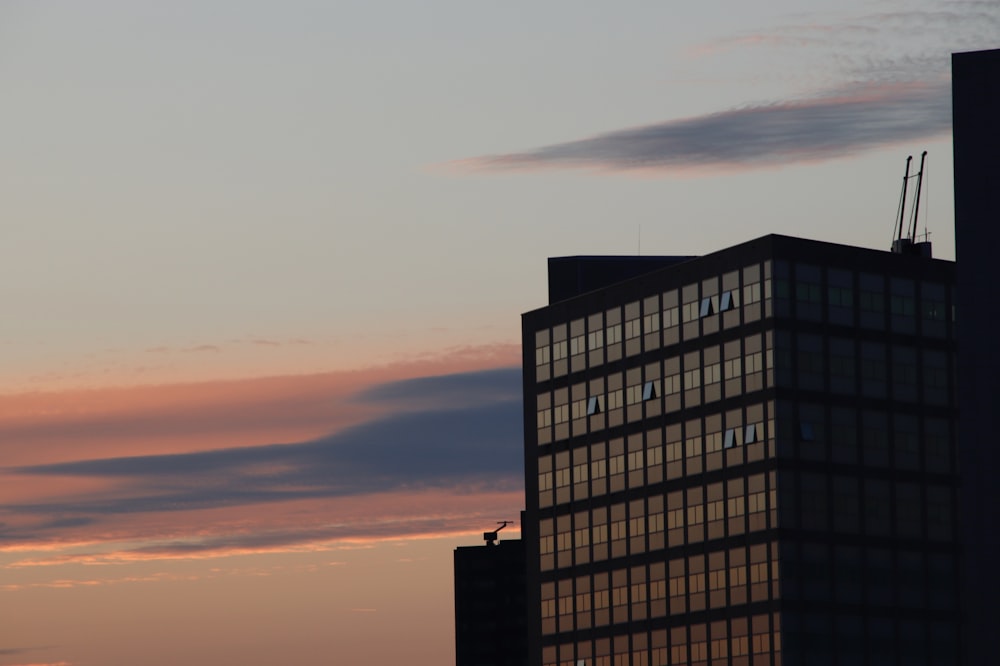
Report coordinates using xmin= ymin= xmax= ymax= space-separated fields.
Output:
xmin=890 ymin=151 xmax=933 ymax=258
xmin=908 ymin=151 xmax=928 ymax=243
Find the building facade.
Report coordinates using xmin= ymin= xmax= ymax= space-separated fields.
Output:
xmin=952 ymin=47 xmax=1000 ymax=666
xmin=521 ymin=235 xmax=960 ymax=666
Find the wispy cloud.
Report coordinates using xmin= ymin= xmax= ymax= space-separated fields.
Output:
xmin=457 ymin=1 xmax=997 ymax=174
xmin=461 ymin=80 xmax=949 ymax=173
xmin=1 ymin=367 xmax=524 ymax=553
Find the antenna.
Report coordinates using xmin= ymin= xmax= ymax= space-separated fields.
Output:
xmin=908 ymin=151 xmax=928 ymax=243
xmin=483 ymin=520 xmax=512 ymax=546
xmin=895 ymin=154 xmax=912 ymax=244
xmin=890 ymin=151 xmax=933 ymax=258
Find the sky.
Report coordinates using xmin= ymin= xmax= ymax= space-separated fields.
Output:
xmin=1 ymin=1 xmax=996 ymax=664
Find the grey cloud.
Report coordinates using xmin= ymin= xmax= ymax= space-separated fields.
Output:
xmin=467 ymin=81 xmax=951 ymax=173
xmin=356 ymin=367 xmax=521 ymax=408
xmin=5 ymin=368 xmax=524 ymax=520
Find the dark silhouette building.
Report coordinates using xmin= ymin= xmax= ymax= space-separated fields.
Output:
xmin=522 ymin=235 xmax=959 ymax=665
xmin=454 ymin=537 xmax=527 ymax=666
xmin=952 ymin=47 xmax=1000 ymax=666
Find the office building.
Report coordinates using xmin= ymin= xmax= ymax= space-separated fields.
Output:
xmin=454 ymin=536 xmax=527 ymax=666
xmin=521 ymin=236 xmax=959 ymax=665
xmin=952 ymin=47 xmax=1000 ymax=666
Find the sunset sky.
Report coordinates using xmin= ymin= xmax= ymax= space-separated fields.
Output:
xmin=2 ymin=1 xmax=997 ymax=664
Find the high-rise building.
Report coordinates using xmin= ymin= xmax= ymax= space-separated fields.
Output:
xmin=951 ymin=47 xmax=1000 ymax=666
xmin=521 ymin=236 xmax=959 ymax=666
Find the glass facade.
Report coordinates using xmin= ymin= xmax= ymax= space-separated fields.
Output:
xmin=523 ymin=236 xmax=958 ymax=666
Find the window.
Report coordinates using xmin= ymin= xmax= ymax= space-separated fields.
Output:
xmin=667 ymin=508 xmax=685 ymax=529
xmin=587 ymin=395 xmax=604 ymax=415
xmin=669 ymin=575 xmax=686 ymax=598
xmin=642 ymin=380 xmax=659 ymax=401
xmin=540 ymin=535 xmax=554 ymax=555
xmin=682 ymin=300 xmax=700 ymax=323
xmin=663 ymin=307 xmax=679 ymax=328
xmin=593 ymin=524 xmax=609 ymax=545
xmin=606 ymin=324 xmax=622 ymax=345
xmin=625 ymin=318 xmax=641 ymax=340
xmin=663 ymin=373 xmax=681 ymax=395
xmin=539 ymin=471 xmax=553 ymax=491
xmin=569 ymin=335 xmax=585 ymax=356
xmin=555 ymin=467 xmax=571 ymax=488
xmin=536 ymin=345 xmax=550 ymax=366
xmin=648 ymin=512 xmax=664 ymax=532
xmin=553 ymin=404 xmax=569 ymax=424
xmin=537 ymin=409 xmax=552 ymax=428
xmin=588 ymin=329 xmax=605 ymax=350
xmin=607 ymin=390 xmax=624 ymax=410
xmin=629 ymin=516 xmax=646 ymax=537
xmin=552 ymin=340 xmax=568 ymax=361
xmin=573 ymin=462 xmax=588 ymax=484
xmin=683 ymin=368 xmax=701 ymax=389
xmin=591 ymin=458 xmax=607 ymax=480
xmin=703 ymin=363 xmax=721 ymax=385
xmin=609 ymin=454 xmax=625 ymax=476
xmin=719 ymin=290 xmax=739 ymax=311
xmin=745 ymin=422 xmax=761 ymax=444
xmin=643 ymin=311 xmax=660 ymax=332
xmin=724 ymin=428 xmax=740 ymax=448
xmin=829 ymin=285 xmax=853 ymax=307
xmin=699 ymin=296 xmax=718 ymax=317
xmin=574 ymin=526 xmax=590 ymax=547
xmin=627 ymin=451 xmax=644 ymax=472
xmin=626 ymin=384 xmax=644 ymax=405
xmin=796 ymin=281 xmax=821 ymax=303
xmin=704 ymin=430 xmax=723 ymax=453
xmin=743 ymin=281 xmax=761 ymax=305
xmin=748 ymin=491 xmax=768 ymax=514
xmin=724 ymin=357 xmax=742 ymax=380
